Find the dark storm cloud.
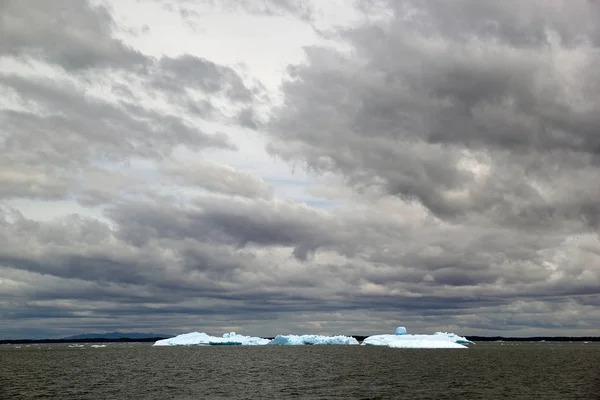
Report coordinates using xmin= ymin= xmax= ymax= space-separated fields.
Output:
xmin=3 ymin=194 xmax=596 ymax=312
xmin=3 ymin=190 xmax=599 ymax=337
xmin=255 ymin=0 xmax=600 ymax=334
xmin=106 ymin=196 xmax=336 ymax=259
xmin=0 ymin=203 xmax=362 ymax=338
xmin=384 ymin=0 xmax=600 ymax=47
xmin=268 ymin=0 xmax=600 ymax=227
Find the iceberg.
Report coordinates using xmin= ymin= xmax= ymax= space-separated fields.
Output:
xmin=154 ymin=331 xmax=358 ymax=346
xmin=395 ymin=326 xmax=407 ymax=335
xmin=388 ymin=340 xmax=467 ymax=349
xmin=432 ymin=331 xmax=474 ymax=345
xmin=152 ymin=326 xmax=472 ymax=348
xmin=153 ymin=331 xmax=270 ymax=346
xmin=362 ymin=327 xmax=473 ymax=349
xmin=268 ymin=334 xmax=359 ymax=345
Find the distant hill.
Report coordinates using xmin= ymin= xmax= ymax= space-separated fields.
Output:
xmin=62 ymin=332 xmax=170 ymax=340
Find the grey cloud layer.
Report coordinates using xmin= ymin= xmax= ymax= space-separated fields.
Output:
xmin=0 ymin=0 xmax=147 ymax=70
xmin=261 ymin=0 xmax=600 ymax=331
xmin=268 ymin=0 xmax=600 ymax=229
xmin=1 ymin=192 xmax=599 ymax=336
xmin=0 ymin=0 xmax=263 ymax=203
xmin=163 ymin=0 xmax=313 ymax=20
xmin=1 ymin=0 xmax=600 ymax=338
xmin=160 ymin=160 xmax=273 ymax=199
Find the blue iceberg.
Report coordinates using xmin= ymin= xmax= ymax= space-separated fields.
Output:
xmin=153 ymin=326 xmax=473 ymax=348
xmin=268 ymin=334 xmax=359 ymax=345
xmin=362 ymin=327 xmax=473 ymax=349
xmin=153 ymin=331 xmax=358 ymax=346
xmin=432 ymin=331 xmax=474 ymax=345
xmin=153 ymin=331 xmax=270 ymax=346
xmin=395 ymin=326 xmax=407 ymax=335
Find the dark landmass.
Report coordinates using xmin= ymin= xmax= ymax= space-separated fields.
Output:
xmin=0 ymin=337 xmax=169 ymax=345
xmin=2 ymin=335 xmax=600 ymax=345
xmin=0 ymin=332 xmax=170 ymax=344
xmin=62 ymin=332 xmax=169 ymax=340
xmin=351 ymin=336 xmax=600 ymax=342
xmin=464 ymin=336 xmax=600 ymax=342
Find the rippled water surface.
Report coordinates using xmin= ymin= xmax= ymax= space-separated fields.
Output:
xmin=1 ymin=342 xmax=599 ymax=399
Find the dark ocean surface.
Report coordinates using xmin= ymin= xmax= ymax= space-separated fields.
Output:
xmin=1 ymin=342 xmax=599 ymax=399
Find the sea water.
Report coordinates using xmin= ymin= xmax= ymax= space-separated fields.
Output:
xmin=1 ymin=342 xmax=598 ymax=399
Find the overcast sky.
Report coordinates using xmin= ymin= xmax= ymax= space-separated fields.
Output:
xmin=1 ymin=0 xmax=600 ymax=339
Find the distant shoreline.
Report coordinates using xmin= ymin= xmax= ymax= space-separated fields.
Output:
xmin=0 ymin=337 xmax=169 ymax=345
xmin=2 ymin=336 xmax=600 ymax=345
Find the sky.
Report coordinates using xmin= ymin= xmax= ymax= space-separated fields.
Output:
xmin=1 ymin=0 xmax=600 ymax=339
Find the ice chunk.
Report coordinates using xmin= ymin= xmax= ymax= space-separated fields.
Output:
xmin=153 ymin=332 xmax=209 ymax=346
xmin=388 ymin=340 xmax=467 ymax=349
xmin=433 ymin=331 xmax=474 ymax=345
xmin=153 ymin=331 xmax=359 ymax=346
xmin=362 ymin=327 xmax=472 ymax=348
xmin=362 ymin=334 xmax=468 ymax=348
xmin=153 ymin=332 xmax=270 ymax=346
xmin=153 ymin=327 xmax=471 ymax=348
xmin=395 ymin=327 xmax=407 ymax=335
xmin=268 ymin=335 xmax=359 ymax=345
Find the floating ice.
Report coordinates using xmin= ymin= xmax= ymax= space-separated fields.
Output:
xmin=388 ymin=340 xmax=467 ymax=349
xmin=154 ymin=331 xmax=357 ymax=346
xmin=153 ymin=327 xmax=472 ymax=348
xmin=268 ymin=334 xmax=359 ymax=345
xmin=362 ymin=327 xmax=472 ymax=349
xmin=153 ymin=331 xmax=270 ymax=346
xmin=433 ymin=331 xmax=474 ymax=345
xmin=90 ymin=345 xmax=107 ymax=348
